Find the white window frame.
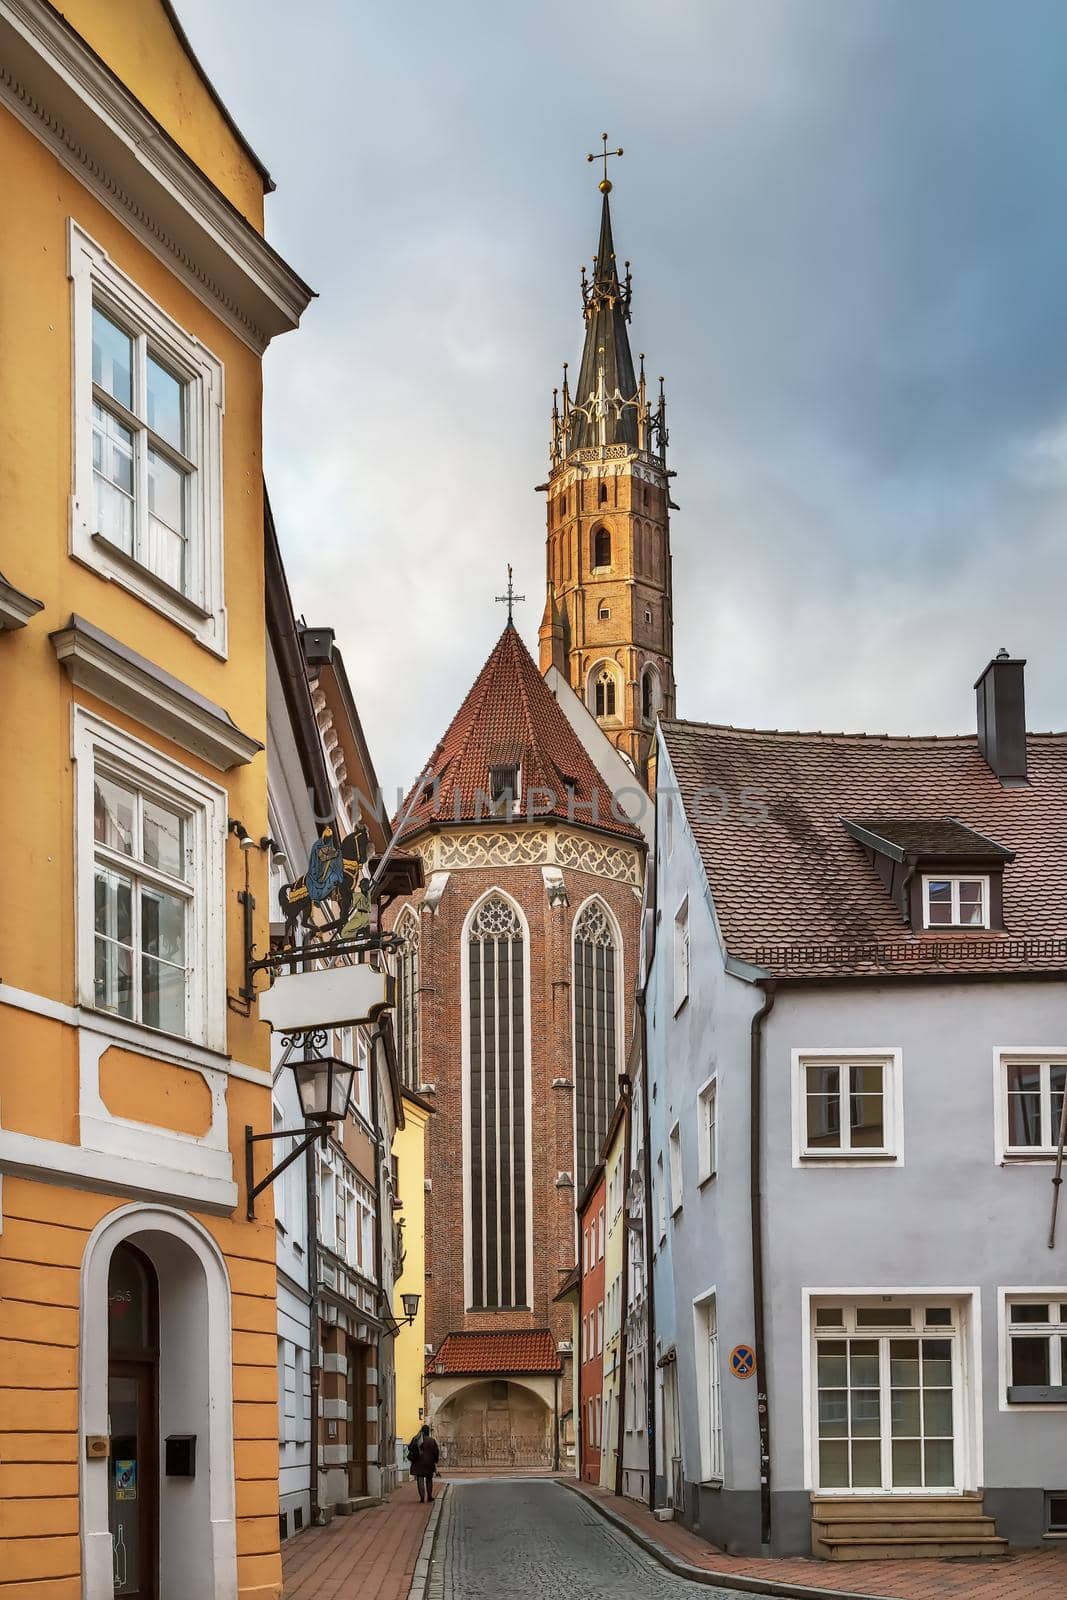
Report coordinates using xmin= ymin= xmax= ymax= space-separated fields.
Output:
xmin=692 ymin=1289 xmax=723 ymax=1483
xmin=68 ymin=220 xmax=227 ymax=655
xmin=994 ymin=1050 xmax=1067 ymax=1163
xmin=73 ymin=706 xmax=226 ymax=1052
xmin=697 ymin=1074 xmax=718 ymax=1185
xmin=656 ymin=1152 xmax=667 ymax=1243
xmin=997 ymin=1288 xmax=1067 ymax=1412
xmin=597 ymin=1303 xmax=605 ymax=1355
xmin=598 ymin=1207 xmax=605 ymax=1260
xmin=921 ymin=873 xmax=990 ymax=930
xmin=668 ymin=1122 xmax=683 ymax=1215
xmin=791 ymin=1048 xmax=904 ymax=1168
xmin=673 ymin=897 xmax=689 ymax=1014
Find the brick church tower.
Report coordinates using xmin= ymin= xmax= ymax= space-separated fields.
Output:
xmin=539 ymin=174 xmax=676 ymax=782
xmin=386 ymin=623 xmax=644 ymax=1470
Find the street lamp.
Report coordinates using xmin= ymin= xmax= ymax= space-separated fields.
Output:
xmin=245 ymin=1041 xmax=360 ymax=1220
xmin=400 ymin=1292 xmax=421 ymax=1324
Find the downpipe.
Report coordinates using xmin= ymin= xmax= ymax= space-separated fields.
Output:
xmin=750 ymin=981 xmax=776 ymax=1552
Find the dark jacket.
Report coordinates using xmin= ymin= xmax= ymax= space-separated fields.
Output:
xmin=409 ymin=1432 xmax=440 ymax=1477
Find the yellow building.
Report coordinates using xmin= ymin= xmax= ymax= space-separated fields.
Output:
xmin=0 ymin=4 xmax=311 ymax=1597
xmin=393 ymin=1088 xmax=433 ymax=1452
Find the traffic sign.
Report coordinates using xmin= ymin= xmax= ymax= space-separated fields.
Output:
xmin=729 ymin=1344 xmax=755 ymax=1379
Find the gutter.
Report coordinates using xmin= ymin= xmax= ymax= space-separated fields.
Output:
xmin=305 ymin=1130 xmax=322 ymax=1526
xmin=750 ymin=981 xmax=777 ymax=1551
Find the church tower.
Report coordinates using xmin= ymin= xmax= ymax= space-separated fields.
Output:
xmin=539 ymin=164 xmax=677 ymax=779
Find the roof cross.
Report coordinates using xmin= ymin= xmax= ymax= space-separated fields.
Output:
xmin=496 ymin=564 xmax=525 ymax=626
xmin=587 ymin=132 xmax=623 ymax=193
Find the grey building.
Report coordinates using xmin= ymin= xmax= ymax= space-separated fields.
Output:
xmin=645 ymin=652 xmax=1067 ymax=1558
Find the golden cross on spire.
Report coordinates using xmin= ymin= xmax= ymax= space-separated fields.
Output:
xmin=587 ymin=132 xmax=623 ymax=193
xmin=496 ymin=564 xmax=525 ymax=626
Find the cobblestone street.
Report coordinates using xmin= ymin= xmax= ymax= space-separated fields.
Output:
xmin=427 ymin=1480 xmax=751 ymax=1600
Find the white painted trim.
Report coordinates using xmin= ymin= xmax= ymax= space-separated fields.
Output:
xmin=459 ymin=888 xmax=534 ymax=1311
xmin=0 ymin=572 xmax=43 ymax=628
xmin=800 ymin=1287 xmax=982 ymax=1495
xmin=996 ymin=1285 xmax=1067 ymax=1412
xmin=79 ymin=1203 xmax=237 ymax=1599
xmin=0 ymin=1119 xmax=237 ymax=1211
xmin=790 ymin=1048 xmax=904 ymax=1168
xmin=690 ymin=1283 xmax=722 ymax=1484
xmin=72 ymin=705 xmax=228 ymax=1052
xmin=68 ymin=220 xmax=228 ymax=654
xmin=695 ymin=1072 xmax=718 ymax=1185
xmin=921 ymin=873 xmax=991 ymax=931
xmin=992 ymin=1047 xmax=1067 ymax=1164
xmin=0 ymin=0 xmax=312 ymax=351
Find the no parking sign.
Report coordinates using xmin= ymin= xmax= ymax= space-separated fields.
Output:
xmin=729 ymin=1344 xmax=755 ymax=1379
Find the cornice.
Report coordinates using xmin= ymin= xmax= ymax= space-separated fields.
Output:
xmin=0 ymin=0 xmax=314 ymax=353
xmin=51 ymin=614 xmax=262 ymax=771
xmin=0 ymin=569 xmax=44 ymax=629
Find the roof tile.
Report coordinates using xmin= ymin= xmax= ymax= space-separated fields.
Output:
xmin=428 ymin=1329 xmax=561 ymax=1376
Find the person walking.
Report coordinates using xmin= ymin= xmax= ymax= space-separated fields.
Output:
xmin=407 ymin=1423 xmax=440 ymax=1503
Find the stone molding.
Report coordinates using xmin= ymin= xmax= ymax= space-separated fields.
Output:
xmin=410 ymin=826 xmax=640 ymax=885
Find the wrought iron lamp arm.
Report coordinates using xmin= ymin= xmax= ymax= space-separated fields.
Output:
xmin=245 ymin=1121 xmax=329 ymax=1222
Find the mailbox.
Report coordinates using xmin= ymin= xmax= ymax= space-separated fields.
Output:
xmin=165 ymin=1435 xmax=196 ymax=1477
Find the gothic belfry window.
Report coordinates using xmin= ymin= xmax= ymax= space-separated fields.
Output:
xmin=573 ymin=899 xmax=618 ymax=1195
xmin=593 ymin=526 xmax=611 ymax=568
xmin=467 ymin=894 xmax=528 ymax=1309
xmin=594 ymin=668 xmax=617 ymax=719
xmin=396 ymin=909 xmax=420 ymax=1091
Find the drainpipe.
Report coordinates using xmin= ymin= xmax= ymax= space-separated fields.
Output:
xmin=305 ymin=1131 xmax=322 ymax=1527
xmin=638 ymin=981 xmax=657 ymax=1513
xmin=370 ymin=1030 xmax=388 ymax=1489
xmin=750 ymin=981 xmax=777 ymax=1551
xmin=615 ymin=1077 xmax=632 ymax=1498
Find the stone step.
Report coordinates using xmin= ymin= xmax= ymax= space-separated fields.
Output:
xmin=810 ymin=1494 xmax=984 ymax=1521
xmin=813 ymin=1533 xmax=1009 ymax=1561
xmin=813 ymin=1516 xmax=999 ymax=1540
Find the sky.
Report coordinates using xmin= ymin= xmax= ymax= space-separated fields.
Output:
xmin=178 ymin=0 xmax=1067 ymax=799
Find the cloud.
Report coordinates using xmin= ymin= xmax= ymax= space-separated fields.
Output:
xmin=177 ymin=0 xmax=1067 ymax=788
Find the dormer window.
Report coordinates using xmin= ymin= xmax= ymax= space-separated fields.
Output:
xmin=489 ymin=763 xmax=521 ymax=813
xmin=922 ymin=875 xmax=989 ymax=929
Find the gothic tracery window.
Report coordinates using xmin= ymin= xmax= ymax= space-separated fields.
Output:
xmin=594 ymin=669 xmax=617 ymax=719
xmin=573 ymin=898 xmax=619 ymax=1195
xmin=467 ymin=894 xmax=528 ymax=1309
xmin=396 ymin=909 xmax=420 ymax=1091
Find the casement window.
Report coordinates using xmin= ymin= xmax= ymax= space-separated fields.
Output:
xmin=697 ymin=1076 xmax=718 ymax=1184
xmin=395 ymin=910 xmax=421 ymax=1090
xmin=999 ymin=1057 xmax=1067 ymax=1158
xmin=466 ymin=894 xmax=530 ymax=1310
xmin=598 ymin=1207 xmax=605 ymax=1260
xmin=573 ymin=900 xmax=620 ymax=1194
xmin=656 ymin=1153 xmax=667 ymax=1243
xmin=668 ymin=1123 xmax=683 ymax=1215
xmin=593 ymin=668 xmax=617 ymax=719
xmin=75 ymin=709 xmax=225 ymax=1049
xmin=794 ymin=1050 xmax=903 ymax=1165
xmin=1004 ymin=1297 xmax=1067 ymax=1404
xmin=664 ymin=793 xmax=674 ymax=859
xmin=317 ymin=1161 xmax=336 ymax=1252
xmin=69 ymin=222 xmax=226 ymax=653
xmin=812 ymin=1301 xmax=959 ymax=1490
xmin=921 ymin=874 xmax=989 ymax=929
xmin=597 ymin=1303 xmax=605 ymax=1354
xmin=673 ymin=897 xmax=690 ymax=1013
xmin=693 ymin=1293 xmax=723 ymax=1482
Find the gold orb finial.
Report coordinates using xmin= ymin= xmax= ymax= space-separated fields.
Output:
xmin=599 ymin=178 xmax=612 ymax=193
xmin=587 ymin=134 xmax=623 ymax=191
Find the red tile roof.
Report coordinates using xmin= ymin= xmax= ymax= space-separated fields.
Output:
xmin=397 ymin=625 xmax=643 ymax=845
xmin=428 ymin=1329 xmax=562 ymax=1376
xmin=660 ymin=720 xmax=1067 ymax=978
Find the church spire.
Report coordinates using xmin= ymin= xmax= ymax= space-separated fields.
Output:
xmin=569 ymin=189 xmax=639 ymax=451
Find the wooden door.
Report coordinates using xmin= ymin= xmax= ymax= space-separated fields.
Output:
xmin=347 ymin=1341 xmax=368 ymax=1497
xmin=108 ymin=1358 xmax=158 ymax=1597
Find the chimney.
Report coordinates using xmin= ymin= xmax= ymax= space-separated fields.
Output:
xmin=975 ymin=649 xmax=1027 ymax=785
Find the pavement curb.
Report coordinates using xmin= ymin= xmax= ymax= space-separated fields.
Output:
xmin=559 ymin=1479 xmax=905 ymax=1600
xmin=407 ymin=1482 xmax=449 ymax=1600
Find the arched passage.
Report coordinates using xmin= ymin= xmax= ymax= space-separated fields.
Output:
xmin=431 ymin=1378 xmax=554 ymax=1470
xmin=80 ymin=1204 xmax=237 ymax=1600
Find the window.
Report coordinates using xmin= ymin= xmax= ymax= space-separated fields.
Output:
xmin=668 ymin=1123 xmax=683 ymax=1215
xmin=673 ymin=898 xmax=689 ymax=1013
xmin=1000 ymin=1057 xmax=1067 ymax=1157
xmin=813 ymin=1301 xmax=959 ymax=1490
xmin=598 ymin=1208 xmax=605 ymax=1259
xmin=593 ymin=669 xmax=617 ymax=719
xmin=641 ymin=669 xmax=658 ymax=724
xmin=694 ymin=1294 xmax=722 ymax=1481
xmin=598 ymin=481 xmax=609 ymax=505
xmin=466 ymin=895 xmax=529 ymax=1309
xmin=489 ymin=764 xmax=521 ymax=810
xmin=593 ymin=526 xmax=611 ymax=568
xmin=597 ymin=1303 xmax=604 ymax=1354
xmin=598 ymin=604 xmax=610 ymax=621
xmin=75 ymin=709 xmax=225 ymax=1048
xmin=697 ymin=1077 xmax=718 ymax=1184
xmin=395 ymin=910 xmax=421 ymax=1090
xmin=644 ymin=607 xmax=653 ymax=625
xmin=664 ymin=793 xmax=674 ymax=858
xmin=794 ymin=1051 xmax=902 ymax=1164
xmin=922 ymin=874 xmax=989 ymax=929
xmin=69 ymin=222 xmax=226 ymax=653
xmin=1048 ymin=1493 xmax=1067 ymax=1535
xmin=656 ymin=1153 xmax=666 ymax=1242
xmin=1005 ymin=1297 xmax=1067 ymax=1403
xmin=573 ymin=900 xmax=619 ymax=1194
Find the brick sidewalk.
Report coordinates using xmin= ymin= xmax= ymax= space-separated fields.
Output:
xmin=567 ymin=1481 xmax=1067 ymax=1600
xmin=283 ymin=1479 xmax=434 ymax=1600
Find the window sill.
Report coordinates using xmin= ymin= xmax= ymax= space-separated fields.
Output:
xmin=698 ymin=1477 xmax=724 ymax=1490
xmin=697 ymin=1172 xmax=718 ymax=1190
xmin=674 ymin=996 xmax=689 ymax=1018
xmin=670 ymin=1204 xmax=683 ymax=1218
xmin=92 ymin=531 xmax=213 ymax=621
xmin=1001 ymin=1152 xmax=1062 ymax=1164
xmin=1007 ymin=1386 xmax=1067 ymax=1405
xmin=799 ymin=1149 xmax=897 ymax=1163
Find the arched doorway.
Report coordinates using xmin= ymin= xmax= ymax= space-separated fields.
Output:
xmin=433 ymin=1380 xmax=553 ymax=1470
xmin=108 ymin=1244 xmax=159 ymax=1596
xmin=80 ymin=1205 xmax=237 ymax=1600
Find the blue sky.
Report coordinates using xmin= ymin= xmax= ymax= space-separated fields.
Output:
xmin=178 ymin=0 xmax=1067 ymax=797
